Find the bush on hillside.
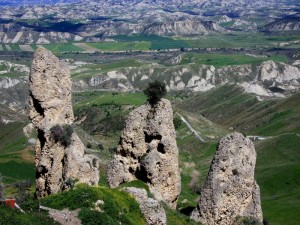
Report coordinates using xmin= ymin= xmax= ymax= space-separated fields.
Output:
xmin=143 ymin=80 xmax=167 ymax=105
xmin=50 ymin=124 xmax=74 ymax=147
xmin=173 ymin=116 xmax=182 ymax=129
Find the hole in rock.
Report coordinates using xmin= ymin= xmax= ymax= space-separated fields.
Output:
xmin=144 ymin=132 xmax=162 ymax=143
xmin=157 ymin=143 xmax=165 ymax=153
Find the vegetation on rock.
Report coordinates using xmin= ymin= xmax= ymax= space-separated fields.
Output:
xmin=144 ymin=80 xmax=167 ymax=105
xmin=50 ymin=124 xmax=74 ymax=147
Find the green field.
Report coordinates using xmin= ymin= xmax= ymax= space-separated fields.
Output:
xmin=0 ymin=161 xmax=35 ymax=183
xmin=175 ymin=87 xmax=300 ymax=224
xmin=181 ymin=53 xmax=288 ymax=67
xmin=0 ymin=32 xmax=298 ymax=54
xmin=255 ymin=134 xmax=300 ymax=225
xmin=43 ymin=43 xmax=84 ymax=52
xmin=0 ymin=122 xmax=28 ymax=155
xmin=88 ymin=41 xmax=151 ymax=51
xmin=176 ymin=85 xmax=300 ymax=136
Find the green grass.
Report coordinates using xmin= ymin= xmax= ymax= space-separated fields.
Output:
xmin=73 ymin=91 xmax=147 ymax=145
xmin=151 ymin=39 xmax=189 ymax=50
xmin=181 ymin=33 xmax=300 ymax=48
xmin=0 ymin=122 xmax=28 ymax=155
xmin=165 ymin=204 xmax=202 ymax=225
xmin=97 ymin=58 xmax=143 ymax=71
xmin=181 ymin=53 xmax=288 ymax=67
xmin=176 ymin=85 xmax=300 ymax=136
xmin=42 ymin=184 xmax=147 ymax=225
xmin=255 ymin=134 xmax=300 ymax=225
xmin=0 ymin=161 xmax=35 ymax=183
xmin=88 ymin=41 xmax=151 ymax=51
xmin=0 ymin=64 xmax=8 ymax=71
xmin=43 ymin=43 xmax=84 ymax=52
xmin=0 ymin=205 xmax=58 ymax=225
xmin=9 ymin=44 xmax=21 ymax=51
xmin=112 ymin=32 xmax=299 ymax=49
xmin=74 ymin=91 xmax=147 ymax=108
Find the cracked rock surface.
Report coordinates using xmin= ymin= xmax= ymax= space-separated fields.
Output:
xmin=29 ymin=48 xmax=99 ymax=198
xmin=124 ymin=187 xmax=167 ymax=225
xmin=191 ymin=132 xmax=263 ymax=225
xmin=107 ymin=98 xmax=181 ymax=209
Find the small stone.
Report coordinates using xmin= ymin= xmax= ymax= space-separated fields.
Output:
xmin=123 ymin=187 xmax=167 ymax=225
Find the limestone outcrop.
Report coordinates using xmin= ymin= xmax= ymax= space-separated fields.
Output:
xmin=107 ymin=98 xmax=181 ymax=209
xmin=124 ymin=187 xmax=167 ymax=225
xmin=191 ymin=132 xmax=263 ymax=225
xmin=29 ymin=48 xmax=99 ymax=198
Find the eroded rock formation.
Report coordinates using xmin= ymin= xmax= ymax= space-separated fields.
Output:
xmin=124 ymin=187 xmax=167 ymax=225
xmin=107 ymin=98 xmax=181 ymax=209
xmin=29 ymin=48 xmax=99 ymax=198
xmin=191 ymin=132 xmax=263 ymax=225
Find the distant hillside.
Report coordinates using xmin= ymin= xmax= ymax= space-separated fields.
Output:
xmin=176 ymin=84 xmax=300 ymax=136
xmin=261 ymin=14 xmax=300 ymax=32
xmin=0 ymin=0 xmax=79 ymax=6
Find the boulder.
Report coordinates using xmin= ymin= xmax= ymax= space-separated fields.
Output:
xmin=29 ymin=48 xmax=99 ymax=198
xmin=123 ymin=187 xmax=167 ymax=225
xmin=107 ymin=98 xmax=181 ymax=209
xmin=191 ymin=132 xmax=263 ymax=225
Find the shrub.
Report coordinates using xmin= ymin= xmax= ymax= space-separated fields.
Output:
xmin=87 ymin=142 xmax=92 ymax=149
xmin=50 ymin=124 xmax=74 ymax=147
xmin=98 ymin=143 xmax=104 ymax=150
xmin=173 ymin=116 xmax=182 ymax=129
xmin=143 ymin=80 xmax=167 ymax=105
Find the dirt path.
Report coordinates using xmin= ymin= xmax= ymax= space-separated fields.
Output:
xmin=176 ymin=112 xmax=206 ymax=143
xmin=40 ymin=205 xmax=82 ymax=225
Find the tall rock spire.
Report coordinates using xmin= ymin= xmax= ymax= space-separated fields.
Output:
xmin=29 ymin=48 xmax=99 ymax=198
xmin=191 ymin=132 xmax=263 ymax=225
xmin=107 ymin=98 xmax=181 ymax=209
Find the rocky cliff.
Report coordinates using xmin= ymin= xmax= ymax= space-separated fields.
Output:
xmin=107 ymin=98 xmax=181 ymax=209
xmin=87 ymin=60 xmax=300 ymax=97
xmin=29 ymin=47 xmax=99 ymax=198
xmin=191 ymin=132 xmax=263 ymax=225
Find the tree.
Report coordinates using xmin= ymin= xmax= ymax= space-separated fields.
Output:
xmin=143 ymin=80 xmax=167 ymax=105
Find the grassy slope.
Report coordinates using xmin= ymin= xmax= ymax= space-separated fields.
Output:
xmin=176 ymin=87 xmax=300 ymax=224
xmin=255 ymin=134 xmax=300 ymax=225
xmin=1 ymin=32 xmax=298 ymax=52
xmin=176 ymin=85 xmax=300 ymax=136
xmin=180 ymin=53 xmax=288 ymax=67
xmin=0 ymin=121 xmax=35 ymax=184
xmin=1 ymin=87 xmax=299 ymax=224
